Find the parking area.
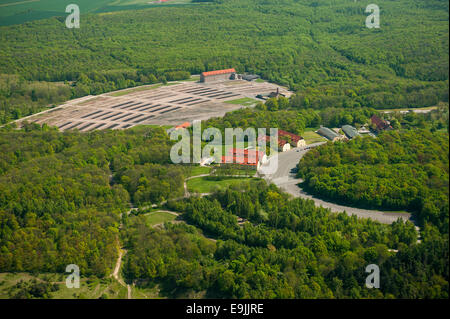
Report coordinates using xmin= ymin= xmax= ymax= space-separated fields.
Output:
xmin=15 ymin=80 xmax=292 ymax=132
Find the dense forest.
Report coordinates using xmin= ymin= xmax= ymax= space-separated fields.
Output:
xmin=121 ymin=183 xmax=448 ymax=298
xmin=0 ymin=0 xmax=448 ymax=122
xmin=0 ymin=125 xmax=186 ymax=276
xmin=0 ymin=0 xmax=448 ymax=300
xmin=0 ymin=110 xmax=448 ymax=299
xmin=297 ymin=129 xmax=449 ymax=233
xmin=202 ymin=102 xmax=379 ymax=135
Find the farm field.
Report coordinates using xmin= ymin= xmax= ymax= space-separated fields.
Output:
xmin=0 ymin=0 xmax=195 ymax=26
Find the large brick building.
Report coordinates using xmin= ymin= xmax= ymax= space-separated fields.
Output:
xmin=200 ymin=68 xmax=237 ymax=83
xmin=221 ymin=148 xmax=267 ymax=170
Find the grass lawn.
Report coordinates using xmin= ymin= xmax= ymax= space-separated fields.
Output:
xmin=145 ymin=211 xmax=177 ymax=227
xmin=255 ymin=78 xmax=265 ymax=83
xmin=0 ymin=272 xmax=127 ymax=299
xmin=214 ymin=167 xmax=256 ymax=177
xmin=304 ymin=127 xmax=320 ymax=132
xmin=183 ymin=75 xmax=200 ymax=82
xmin=131 ymin=284 xmax=164 ymax=299
xmin=188 ymin=166 xmax=212 ymax=177
xmin=187 ymin=176 xmax=260 ymax=193
xmin=225 ymin=97 xmax=259 ymax=106
xmin=302 ymin=131 xmax=326 ymax=144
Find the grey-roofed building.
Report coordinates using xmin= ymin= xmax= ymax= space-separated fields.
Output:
xmin=317 ymin=127 xmax=342 ymax=142
xmin=342 ymin=125 xmax=360 ymax=139
xmin=242 ymin=74 xmax=260 ymax=81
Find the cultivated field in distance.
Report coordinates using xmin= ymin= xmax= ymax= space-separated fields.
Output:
xmin=0 ymin=0 xmax=194 ymax=26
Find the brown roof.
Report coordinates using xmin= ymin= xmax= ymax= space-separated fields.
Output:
xmin=278 ymin=129 xmax=303 ymax=143
xmin=257 ymin=135 xmax=290 ymax=148
xmin=371 ymin=115 xmax=391 ymax=131
xmin=201 ymin=68 xmax=236 ymax=77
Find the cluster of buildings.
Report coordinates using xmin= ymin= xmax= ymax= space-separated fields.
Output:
xmin=257 ymin=129 xmax=306 ymax=152
xmin=200 ymin=130 xmax=306 ymax=169
xmin=317 ymin=115 xmax=392 ymax=142
xmin=200 ymin=68 xmax=260 ymax=83
xmin=256 ymin=88 xmax=286 ymax=101
xmin=199 ymin=68 xmax=287 ymax=102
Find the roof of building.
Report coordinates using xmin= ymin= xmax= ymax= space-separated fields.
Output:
xmin=257 ymin=135 xmax=290 ymax=148
xmin=278 ymin=129 xmax=303 ymax=143
xmin=242 ymin=74 xmax=260 ymax=81
xmin=201 ymin=68 xmax=236 ymax=77
xmin=221 ymin=156 xmax=258 ymax=166
xmin=222 ymin=148 xmax=263 ymax=166
xmin=317 ymin=127 xmax=340 ymax=140
xmin=342 ymin=125 xmax=360 ymax=139
xmin=228 ymin=148 xmax=264 ymax=159
xmin=371 ymin=115 xmax=392 ymax=131
xmin=175 ymin=122 xmax=191 ymax=129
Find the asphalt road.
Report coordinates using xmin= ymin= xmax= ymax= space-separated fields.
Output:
xmin=262 ymin=143 xmax=412 ymax=224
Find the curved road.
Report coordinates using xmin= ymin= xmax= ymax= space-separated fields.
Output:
xmin=262 ymin=143 xmax=412 ymax=224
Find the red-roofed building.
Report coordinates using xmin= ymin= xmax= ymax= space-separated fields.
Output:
xmin=200 ymin=68 xmax=237 ymax=83
xmin=257 ymin=135 xmax=290 ymax=152
xmin=221 ymin=148 xmax=267 ymax=169
xmin=257 ymin=130 xmax=306 ymax=152
xmin=278 ymin=130 xmax=306 ymax=148
xmin=370 ymin=115 xmax=392 ymax=132
xmin=175 ymin=122 xmax=191 ymax=130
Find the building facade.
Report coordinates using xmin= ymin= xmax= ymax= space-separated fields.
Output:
xmin=200 ymin=68 xmax=237 ymax=83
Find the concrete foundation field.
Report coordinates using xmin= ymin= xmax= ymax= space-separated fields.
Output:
xmin=15 ymin=79 xmax=292 ymax=132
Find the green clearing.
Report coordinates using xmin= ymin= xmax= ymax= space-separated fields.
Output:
xmin=0 ymin=272 xmax=127 ymax=299
xmin=131 ymin=284 xmax=164 ymax=299
xmin=186 ymin=176 xmax=259 ymax=194
xmin=145 ymin=211 xmax=177 ymax=226
xmin=214 ymin=167 xmax=256 ymax=177
xmin=183 ymin=75 xmax=200 ymax=82
xmin=51 ymin=277 xmax=127 ymax=299
xmin=302 ymin=131 xmax=327 ymax=144
xmin=187 ymin=165 xmax=212 ymax=177
xmin=225 ymin=97 xmax=259 ymax=106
